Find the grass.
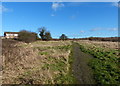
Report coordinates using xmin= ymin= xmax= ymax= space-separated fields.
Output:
xmin=2 ymin=40 xmax=75 ymax=84
xmin=40 ymin=44 xmax=76 ymax=84
xmin=52 ymin=45 xmax=71 ymax=51
xmin=79 ymin=43 xmax=120 ymax=84
xmin=4 ymin=39 xmax=118 ymax=84
xmin=17 ymin=43 xmax=28 ymax=47
xmin=52 ymin=47 xmax=76 ymax=84
xmin=42 ymin=57 xmax=66 ymax=71
xmin=38 ymin=52 xmax=49 ymax=55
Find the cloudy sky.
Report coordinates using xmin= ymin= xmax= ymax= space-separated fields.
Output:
xmin=1 ymin=2 xmax=118 ymax=38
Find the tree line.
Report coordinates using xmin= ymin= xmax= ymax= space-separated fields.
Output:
xmin=18 ymin=27 xmax=68 ymax=43
xmin=17 ymin=26 xmax=119 ymax=43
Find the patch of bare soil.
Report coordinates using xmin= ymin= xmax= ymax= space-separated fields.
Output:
xmin=72 ymin=42 xmax=95 ymax=84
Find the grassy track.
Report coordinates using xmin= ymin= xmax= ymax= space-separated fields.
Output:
xmin=72 ymin=42 xmax=95 ymax=84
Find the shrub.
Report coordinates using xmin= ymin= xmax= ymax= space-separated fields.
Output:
xmin=18 ymin=30 xmax=38 ymax=43
xmin=45 ymin=31 xmax=52 ymax=41
xmin=59 ymin=34 xmax=68 ymax=40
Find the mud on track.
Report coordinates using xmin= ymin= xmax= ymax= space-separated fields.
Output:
xmin=72 ymin=42 xmax=95 ymax=84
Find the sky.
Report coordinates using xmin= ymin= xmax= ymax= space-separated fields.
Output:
xmin=1 ymin=2 xmax=118 ymax=38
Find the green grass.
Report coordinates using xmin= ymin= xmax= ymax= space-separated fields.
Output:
xmin=79 ymin=44 xmax=120 ymax=84
xmin=41 ymin=45 xmax=76 ymax=84
xmin=53 ymin=48 xmax=76 ymax=84
xmin=34 ymin=46 xmax=51 ymax=51
xmin=38 ymin=52 xmax=49 ymax=55
xmin=53 ymin=45 xmax=71 ymax=51
xmin=54 ymin=73 xmax=76 ymax=84
xmin=42 ymin=56 xmax=66 ymax=71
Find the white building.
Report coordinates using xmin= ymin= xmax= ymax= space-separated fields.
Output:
xmin=4 ymin=32 xmax=19 ymax=39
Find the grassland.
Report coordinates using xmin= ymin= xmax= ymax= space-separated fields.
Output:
xmin=2 ymin=40 xmax=75 ymax=84
xmin=76 ymin=40 xmax=119 ymax=84
xmin=2 ymin=39 xmax=119 ymax=84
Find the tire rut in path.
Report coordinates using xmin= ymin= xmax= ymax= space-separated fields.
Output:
xmin=72 ymin=42 xmax=95 ymax=84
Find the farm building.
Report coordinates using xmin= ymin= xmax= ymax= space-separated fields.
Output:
xmin=4 ymin=32 xmax=19 ymax=39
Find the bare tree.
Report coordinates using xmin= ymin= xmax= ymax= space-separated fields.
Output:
xmin=38 ymin=27 xmax=52 ymax=41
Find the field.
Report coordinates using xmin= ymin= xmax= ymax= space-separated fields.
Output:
xmin=2 ymin=39 xmax=75 ymax=84
xmin=76 ymin=40 xmax=119 ymax=84
xmin=1 ymin=39 xmax=120 ymax=84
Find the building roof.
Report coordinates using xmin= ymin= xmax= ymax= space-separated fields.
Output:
xmin=4 ymin=32 xmax=19 ymax=34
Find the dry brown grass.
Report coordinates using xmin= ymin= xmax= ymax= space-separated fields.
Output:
xmin=2 ymin=39 xmax=72 ymax=84
xmin=76 ymin=40 xmax=118 ymax=50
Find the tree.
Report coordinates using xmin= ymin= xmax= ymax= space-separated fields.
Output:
xmin=18 ymin=30 xmax=37 ymax=43
xmin=59 ymin=34 xmax=68 ymax=40
xmin=38 ymin=27 xmax=52 ymax=41
xmin=38 ymin=27 xmax=46 ymax=40
xmin=45 ymin=31 xmax=52 ymax=41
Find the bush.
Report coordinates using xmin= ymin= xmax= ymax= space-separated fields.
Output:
xmin=59 ymin=34 xmax=68 ymax=40
xmin=18 ymin=30 xmax=38 ymax=43
xmin=45 ymin=31 xmax=52 ymax=41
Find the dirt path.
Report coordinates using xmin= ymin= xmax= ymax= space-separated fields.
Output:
xmin=72 ymin=42 xmax=95 ymax=84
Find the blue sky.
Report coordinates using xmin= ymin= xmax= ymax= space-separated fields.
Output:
xmin=1 ymin=2 xmax=118 ymax=38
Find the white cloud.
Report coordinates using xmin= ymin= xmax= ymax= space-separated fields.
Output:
xmin=2 ymin=6 xmax=9 ymax=12
xmin=112 ymin=2 xmax=120 ymax=7
xmin=52 ymin=2 xmax=64 ymax=11
xmin=80 ymin=30 xmax=85 ymax=33
xmin=70 ymin=15 xmax=76 ymax=19
xmin=0 ymin=5 xmax=12 ymax=12
xmin=109 ymin=28 xmax=118 ymax=31
xmin=97 ymin=32 xmax=102 ymax=35
xmin=0 ymin=5 xmax=2 ymax=13
xmin=67 ymin=2 xmax=81 ymax=7
xmin=90 ymin=28 xmax=101 ymax=31
xmin=90 ymin=27 xmax=118 ymax=32
xmin=51 ymin=14 xmax=55 ymax=16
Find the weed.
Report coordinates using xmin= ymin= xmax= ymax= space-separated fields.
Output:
xmin=38 ymin=52 xmax=49 ymax=55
